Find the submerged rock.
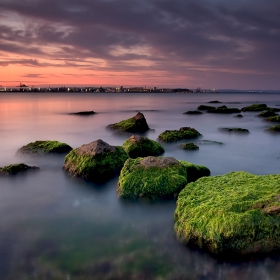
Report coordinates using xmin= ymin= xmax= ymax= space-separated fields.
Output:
xmin=234 ymin=114 xmax=243 ymax=118
xmin=117 ymin=156 xmax=187 ymax=200
xmin=107 ymin=112 xmax=150 ymax=133
xmin=183 ymin=110 xmax=203 ymax=115
xmin=158 ymin=127 xmax=201 ymax=142
xmin=219 ymin=127 xmax=249 ymax=133
xmin=265 ymin=116 xmax=280 ymax=122
xmin=117 ymin=157 xmax=210 ymax=200
xmin=197 ymin=105 xmax=216 ymax=110
xmin=69 ymin=111 xmax=96 ymax=115
xmin=241 ymin=104 xmax=268 ymax=112
xmin=174 ymin=171 xmax=280 ymax=256
xmin=0 ymin=163 xmax=39 ymax=175
xmin=179 ymin=143 xmax=199 ymax=150
xmin=196 ymin=140 xmax=224 ymax=145
xmin=17 ymin=140 xmax=72 ymax=155
xmin=63 ymin=139 xmax=128 ymax=182
xmin=258 ymin=110 xmax=278 ymax=118
xmin=207 ymin=106 xmax=241 ymax=114
xmin=122 ymin=135 xmax=164 ymax=158
xmin=208 ymin=100 xmax=222 ymax=103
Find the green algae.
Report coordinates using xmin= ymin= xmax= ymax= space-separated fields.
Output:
xmin=265 ymin=116 xmax=280 ymax=122
xmin=241 ymin=103 xmax=268 ymax=112
xmin=267 ymin=124 xmax=280 ymax=132
xmin=117 ymin=157 xmax=188 ymax=200
xmin=197 ymin=105 xmax=216 ymax=110
xmin=174 ymin=171 xmax=280 ymax=256
xmin=178 ymin=160 xmax=210 ymax=182
xmin=122 ymin=135 xmax=164 ymax=158
xmin=0 ymin=163 xmax=39 ymax=175
xmin=17 ymin=140 xmax=72 ymax=155
xmin=64 ymin=146 xmax=128 ymax=182
xmin=158 ymin=127 xmax=201 ymax=142
xmin=179 ymin=143 xmax=199 ymax=150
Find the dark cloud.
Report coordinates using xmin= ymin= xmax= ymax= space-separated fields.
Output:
xmin=0 ymin=0 xmax=280 ymax=88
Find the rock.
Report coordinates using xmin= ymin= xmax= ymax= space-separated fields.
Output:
xmin=0 ymin=163 xmax=39 ymax=175
xmin=107 ymin=112 xmax=150 ymax=133
xmin=183 ymin=110 xmax=203 ymax=115
xmin=69 ymin=111 xmax=96 ymax=115
xmin=207 ymin=106 xmax=241 ymax=114
xmin=241 ymin=104 xmax=268 ymax=112
xmin=174 ymin=171 xmax=280 ymax=256
xmin=197 ymin=105 xmax=216 ymax=110
xmin=117 ymin=156 xmax=187 ymax=200
xmin=63 ymin=139 xmax=128 ymax=182
xmin=208 ymin=100 xmax=222 ymax=103
xmin=219 ymin=127 xmax=249 ymax=133
xmin=234 ymin=114 xmax=243 ymax=118
xmin=178 ymin=160 xmax=210 ymax=182
xmin=158 ymin=127 xmax=201 ymax=142
xmin=265 ymin=116 xmax=280 ymax=122
xmin=266 ymin=124 xmax=280 ymax=132
xmin=122 ymin=135 xmax=164 ymax=158
xmin=258 ymin=110 xmax=278 ymax=117
xmin=17 ymin=140 xmax=72 ymax=155
xmin=179 ymin=143 xmax=199 ymax=150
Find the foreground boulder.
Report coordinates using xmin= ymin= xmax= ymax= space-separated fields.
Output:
xmin=17 ymin=140 xmax=72 ymax=155
xmin=241 ymin=104 xmax=268 ymax=112
xmin=174 ymin=171 xmax=280 ymax=256
xmin=117 ymin=157 xmax=187 ymax=199
xmin=158 ymin=127 xmax=201 ymax=142
xmin=63 ymin=139 xmax=128 ymax=182
xmin=117 ymin=157 xmax=210 ymax=200
xmin=0 ymin=163 xmax=39 ymax=175
xmin=122 ymin=135 xmax=164 ymax=158
xmin=107 ymin=112 xmax=150 ymax=133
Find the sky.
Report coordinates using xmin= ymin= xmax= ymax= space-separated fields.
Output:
xmin=0 ymin=0 xmax=280 ymax=90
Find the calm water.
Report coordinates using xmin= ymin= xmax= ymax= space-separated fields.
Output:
xmin=1 ymin=92 xmax=280 ymax=280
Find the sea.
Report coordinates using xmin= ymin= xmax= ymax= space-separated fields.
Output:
xmin=0 ymin=91 xmax=280 ymax=280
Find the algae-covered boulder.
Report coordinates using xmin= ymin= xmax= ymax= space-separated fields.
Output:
xmin=219 ymin=127 xmax=249 ymax=133
xmin=122 ymin=135 xmax=164 ymax=158
xmin=63 ymin=139 xmax=128 ymax=182
xmin=267 ymin=124 xmax=280 ymax=132
xmin=207 ymin=106 xmax=241 ymax=114
xmin=265 ymin=116 xmax=280 ymax=122
xmin=183 ymin=110 xmax=203 ymax=115
xmin=197 ymin=105 xmax=216 ymax=110
xmin=178 ymin=160 xmax=210 ymax=182
xmin=241 ymin=104 xmax=268 ymax=112
xmin=0 ymin=163 xmax=39 ymax=175
xmin=179 ymin=143 xmax=199 ymax=150
xmin=158 ymin=127 xmax=201 ymax=142
xmin=258 ymin=110 xmax=278 ymax=118
xmin=17 ymin=140 xmax=72 ymax=155
xmin=107 ymin=112 xmax=150 ymax=133
xmin=175 ymin=171 xmax=280 ymax=256
xmin=117 ymin=156 xmax=187 ymax=200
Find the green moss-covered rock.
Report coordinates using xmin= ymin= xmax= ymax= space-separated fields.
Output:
xmin=207 ymin=106 xmax=241 ymax=114
xmin=122 ymin=135 xmax=164 ymax=158
xmin=63 ymin=139 xmax=128 ymax=182
xmin=241 ymin=104 xmax=268 ymax=112
xmin=197 ymin=105 xmax=216 ymax=110
xmin=17 ymin=140 xmax=72 ymax=155
xmin=265 ymin=116 xmax=280 ymax=122
xmin=117 ymin=156 xmax=188 ymax=200
xmin=107 ymin=112 xmax=150 ymax=133
xmin=183 ymin=110 xmax=203 ymax=115
xmin=219 ymin=127 xmax=249 ymax=133
xmin=174 ymin=171 xmax=280 ymax=256
xmin=0 ymin=163 xmax=39 ymax=175
xmin=158 ymin=127 xmax=201 ymax=142
xmin=179 ymin=143 xmax=199 ymax=150
xmin=267 ymin=124 xmax=280 ymax=132
xmin=258 ymin=110 xmax=278 ymax=117
xmin=178 ymin=160 xmax=210 ymax=183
